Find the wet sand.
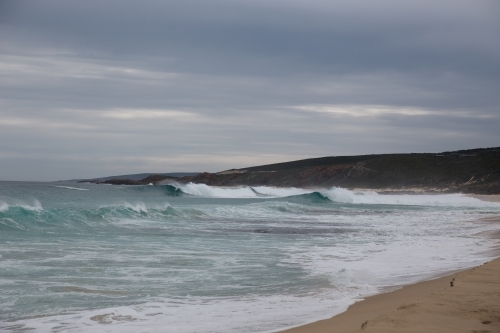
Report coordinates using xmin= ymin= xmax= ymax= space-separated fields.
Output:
xmin=277 ymin=195 xmax=500 ymax=333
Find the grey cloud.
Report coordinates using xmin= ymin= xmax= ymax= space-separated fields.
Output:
xmin=0 ymin=0 xmax=498 ymax=180
xmin=3 ymin=1 xmax=498 ymax=76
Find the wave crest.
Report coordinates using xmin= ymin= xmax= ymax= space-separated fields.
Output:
xmin=320 ymin=188 xmax=496 ymax=206
xmin=166 ymin=183 xmax=499 ymax=207
xmin=0 ymin=199 xmax=43 ymax=212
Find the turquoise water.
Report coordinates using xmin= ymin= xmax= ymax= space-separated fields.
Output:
xmin=1 ymin=181 xmax=499 ymax=332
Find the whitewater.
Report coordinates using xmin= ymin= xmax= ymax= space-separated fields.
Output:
xmin=1 ymin=181 xmax=499 ymax=333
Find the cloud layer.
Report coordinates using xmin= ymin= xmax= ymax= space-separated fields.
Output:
xmin=0 ymin=0 xmax=499 ymax=180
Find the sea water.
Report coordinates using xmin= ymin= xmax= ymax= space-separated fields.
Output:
xmin=1 ymin=181 xmax=499 ymax=333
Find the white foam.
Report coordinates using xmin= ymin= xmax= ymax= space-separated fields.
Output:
xmin=178 ymin=183 xmax=312 ymax=198
xmin=180 ymin=183 xmax=257 ymax=198
xmin=151 ymin=202 xmax=171 ymax=211
xmin=284 ymin=228 xmax=496 ymax=289
xmin=17 ymin=199 xmax=43 ymax=212
xmin=0 ymin=199 xmax=43 ymax=212
xmin=321 ymin=187 xmax=500 ymax=207
xmin=52 ymin=185 xmax=89 ymax=191
xmin=5 ymin=293 xmax=356 ymax=333
xmin=0 ymin=201 xmax=8 ymax=212
xmin=252 ymin=186 xmax=311 ymax=197
xmin=177 ymin=184 xmax=500 ymax=208
xmin=123 ymin=202 xmax=148 ymax=213
xmin=0 ymin=218 xmax=27 ymax=230
xmin=97 ymin=202 xmax=171 ymax=216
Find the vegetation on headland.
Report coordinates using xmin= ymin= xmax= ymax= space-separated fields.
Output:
xmin=80 ymin=147 xmax=500 ymax=194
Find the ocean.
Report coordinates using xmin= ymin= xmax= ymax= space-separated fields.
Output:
xmin=1 ymin=181 xmax=499 ymax=332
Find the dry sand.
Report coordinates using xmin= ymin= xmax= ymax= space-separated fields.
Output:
xmin=277 ymin=195 xmax=500 ymax=333
xmin=471 ymin=194 xmax=500 ymax=203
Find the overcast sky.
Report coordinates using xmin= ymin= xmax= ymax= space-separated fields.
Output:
xmin=0 ymin=0 xmax=499 ymax=181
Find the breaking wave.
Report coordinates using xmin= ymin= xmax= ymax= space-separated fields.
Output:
xmin=165 ymin=183 xmax=500 ymax=207
xmin=180 ymin=183 xmax=257 ymax=198
xmin=319 ymin=188 xmax=496 ymax=207
xmin=0 ymin=201 xmax=177 ymax=232
xmin=0 ymin=199 xmax=43 ymax=212
xmin=1 ymin=185 xmax=497 ymax=234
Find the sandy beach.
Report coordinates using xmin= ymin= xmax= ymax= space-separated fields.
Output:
xmin=278 ymin=195 xmax=500 ymax=333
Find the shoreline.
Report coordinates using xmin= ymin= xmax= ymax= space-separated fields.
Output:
xmin=275 ymin=195 xmax=500 ymax=333
xmin=276 ymin=258 xmax=500 ymax=333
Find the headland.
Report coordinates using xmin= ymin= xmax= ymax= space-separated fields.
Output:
xmin=79 ymin=147 xmax=500 ymax=194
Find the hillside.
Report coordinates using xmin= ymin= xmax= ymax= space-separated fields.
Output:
xmin=77 ymin=172 xmax=199 ymax=183
xmin=91 ymin=147 xmax=500 ymax=194
xmin=179 ymin=148 xmax=500 ymax=194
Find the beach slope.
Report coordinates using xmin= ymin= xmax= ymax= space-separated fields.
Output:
xmin=278 ymin=258 xmax=500 ymax=333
